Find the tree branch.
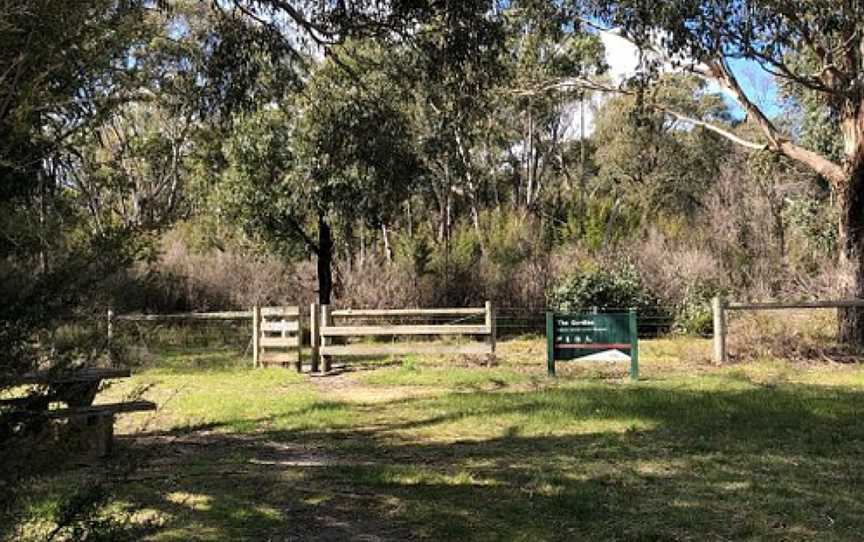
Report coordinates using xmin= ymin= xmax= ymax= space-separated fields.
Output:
xmin=658 ymin=108 xmax=766 ymax=150
xmin=696 ymin=58 xmax=846 ymax=185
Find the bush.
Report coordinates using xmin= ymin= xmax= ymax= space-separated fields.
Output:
xmin=673 ymin=282 xmax=719 ymax=335
xmin=624 ymin=228 xmax=725 ymax=335
xmin=336 ymin=257 xmax=430 ymax=309
xmin=548 ymin=263 xmax=659 ymax=314
xmin=727 ymin=309 xmax=845 ymax=362
xmin=103 ymin=229 xmax=315 ymax=313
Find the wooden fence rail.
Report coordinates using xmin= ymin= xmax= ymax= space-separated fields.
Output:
xmin=711 ymin=296 xmax=864 ymax=364
xmin=114 ymin=311 xmax=252 ymax=321
xmin=313 ymin=302 xmax=496 ymax=372
xmin=110 ymin=303 xmax=497 ymax=374
xmin=108 ymin=308 xmax=301 ymax=370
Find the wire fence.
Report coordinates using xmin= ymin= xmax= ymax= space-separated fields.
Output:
xmin=493 ymin=307 xmax=677 ymax=338
xmin=108 ymin=304 xmax=682 ymax=357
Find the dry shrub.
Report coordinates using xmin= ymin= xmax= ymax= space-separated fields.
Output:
xmin=159 ymin=236 xmax=315 ymax=308
xmin=476 ymin=253 xmax=555 ymax=310
xmin=776 ymin=255 xmax=856 ymax=300
xmin=335 ymin=258 xmax=431 ymax=308
xmin=726 ymin=309 xmax=853 ymax=362
xmin=627 ymin=228 xmax=725 ymax=307
xmin=505 ymin=258 xmax=554 ymax=310
xmin=547 ymin=243 xmax=592 ymax=282
xmin=117 ymin=233 xmax=316 ymax=312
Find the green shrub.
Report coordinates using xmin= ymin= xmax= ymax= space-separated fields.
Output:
xmin=548 ymin=263 xmax=658 ymax=314
xmin=483 ymin=211 xmax=534 ymax=267
xmin=673 ymin=282 xmax=720 ymax=335
xmin=784 ymin=196 xmax=836 ymax=255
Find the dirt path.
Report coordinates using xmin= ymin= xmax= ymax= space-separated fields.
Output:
xmin=307 ymin=365 xmax=441 ymax=404
xmin=118 ymin=424 xmax=417 ymax=541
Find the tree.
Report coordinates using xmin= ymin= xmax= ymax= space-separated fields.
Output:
xmin=584 ymin=1 xmax=864 ymax=344
xmin=213 ymin=46 xmax=421 ymax=305
xmin=67 ymin=101 xmax=195 ymax=231
xmin=393 ymin=0 xmax=504 ymax=241
xmin=591 ymin=75 xmax=731 ymax=230
xmin=0 ymin=0 xmax=158 ymax=381
xmin=501 ymin=0 xmax=606 ymax=210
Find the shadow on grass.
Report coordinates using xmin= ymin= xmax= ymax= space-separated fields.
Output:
xmin=12 ymin=382 xmax=864 ymax=541
xmin=131 ymin=348 xmax=250 ymax=375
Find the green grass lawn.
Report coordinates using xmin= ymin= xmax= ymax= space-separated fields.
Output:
xmin=6 ymin=337 xmax=864 ymax=541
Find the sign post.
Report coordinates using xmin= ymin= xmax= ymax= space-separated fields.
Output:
xmin=546 ymin=308 xmax=638 ymax=381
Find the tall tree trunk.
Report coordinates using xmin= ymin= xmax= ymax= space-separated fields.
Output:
xmin=381 ymin=223 xmax=393 ymax=263
xmin=406 ymin=200 xmax=413 ymax=238
xmin=38 ymin=172 xmax=47 ymax=274
xmin=837 ymin=168 xmax=864 ymax=344
xmin=602 ymin=197 xmax=622 ymax=250
xmin=359 ymin=222 xmax=366 ymax=266
xmin=525 ymin=108 xmax=535 ymax=208
xmin=317 ymin=213 xmax=333 ymax=306
xmin=774 ymin=208 xmax=786 ymax=261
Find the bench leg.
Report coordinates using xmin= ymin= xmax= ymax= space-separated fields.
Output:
xmin=100 ymin=414 xmax=115 ymax=456
xmin=69 ymin=414 xmax=114 ymax=458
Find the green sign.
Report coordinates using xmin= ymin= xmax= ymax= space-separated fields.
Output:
xmin=546 ymin=309 xmax=638 ymax=380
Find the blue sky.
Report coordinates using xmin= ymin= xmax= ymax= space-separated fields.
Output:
xmin=600 ymin=31 xmax=783 ymax=121
xmin=726 ymin=57 xmax=782 ymax=118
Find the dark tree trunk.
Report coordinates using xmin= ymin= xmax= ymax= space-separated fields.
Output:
xmin=837 ymin=167 xmax=864 ymax=346
xmin=317 ymin=213 xmax=333 ymax=306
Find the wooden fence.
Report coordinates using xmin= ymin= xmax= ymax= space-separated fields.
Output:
xmin=252 ymin=306 xmax=303 ymax=370
xmin=710 ymin=297 xmax=864 ymax=363
xmin=112 ymin=311 xmax=252 ymax=323
xmin=112 ymin=307 xmax=303 ymax=370
xmin=110 ymin=303 xmax=496 ymax=373
xmin=108 ymin=309 xmax=254 ymax=365
xmin=313 ymin=302 xmax=496 ymax=372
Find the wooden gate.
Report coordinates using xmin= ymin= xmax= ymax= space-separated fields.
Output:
xmin=312 ymin=302 xmax=496 ymax=372
xmin=253 ymin=306 xmax=302 ymax=371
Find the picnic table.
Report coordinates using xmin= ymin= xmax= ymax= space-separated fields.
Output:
xmin=1 ymin=367 xmax=155 ymax=457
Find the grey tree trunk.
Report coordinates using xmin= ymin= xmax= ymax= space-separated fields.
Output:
xmin=837 ymin=168 xmax=864 ymax=345
xmin=381 ymin=223 xmax=392 ymax=263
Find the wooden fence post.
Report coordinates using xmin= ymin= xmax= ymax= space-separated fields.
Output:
xmin=106 ymin=309 xmax=114 ymax=366
xmin=252 ymin=304 xmax=261 ymax=368
xmin=309 ymin=303 xmax=320 ymax=373
xmin=712 ymin=296 xmax=727 ymax=364
xmin=628 ymin=307 xmax=639 ymax=381
xmin=294 ymin=306 xmax=303 ymax=373
xmin=321 ymin=304 xmax=331 ymax=373
xmin=485 ymin=301 xmax=496 ymax=354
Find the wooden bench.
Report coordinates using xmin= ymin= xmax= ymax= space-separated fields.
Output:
xmin=1 ymin=367 xmax=155 ymax=457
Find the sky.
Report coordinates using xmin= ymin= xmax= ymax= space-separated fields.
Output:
xmin=599 ymin=31 xmax=782 ymax=120
xmin=563 ymin=31 xmax=783 ymax=139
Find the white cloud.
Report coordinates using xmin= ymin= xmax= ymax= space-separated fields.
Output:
xmin=599 ymin=30 xmax=641 ymax=84
xmin=558 ymin=29 xmax=755 ymax=140
xmin=559 ymin=30 xmax=638 ymax=139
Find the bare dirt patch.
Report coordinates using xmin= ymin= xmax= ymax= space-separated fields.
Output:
xmin=309 ymin=367 xmax=442 ymax=404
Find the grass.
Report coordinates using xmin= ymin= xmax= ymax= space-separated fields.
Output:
xmin=6 ymin=337 xmax=864 ymax=540
xmin=357 ymin=356 xmax=529 ymax=389
xmin=120 ymin=349 xmax=356 ymax=433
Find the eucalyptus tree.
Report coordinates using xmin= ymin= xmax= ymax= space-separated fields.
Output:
xmin=501 ymin=0 xmax=606 ymax=210
xmin=0 ymin=0 xmax=162 ymax=381
xmin=393 ymin=0 xmax=505 ymax=241
xmin=591 ymin=75 xmax=731 ymax=231
xmin=214 ymin=45 xmax=421 ymax=305
xmin=584 ymin=1 xmax=864 ymax=344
